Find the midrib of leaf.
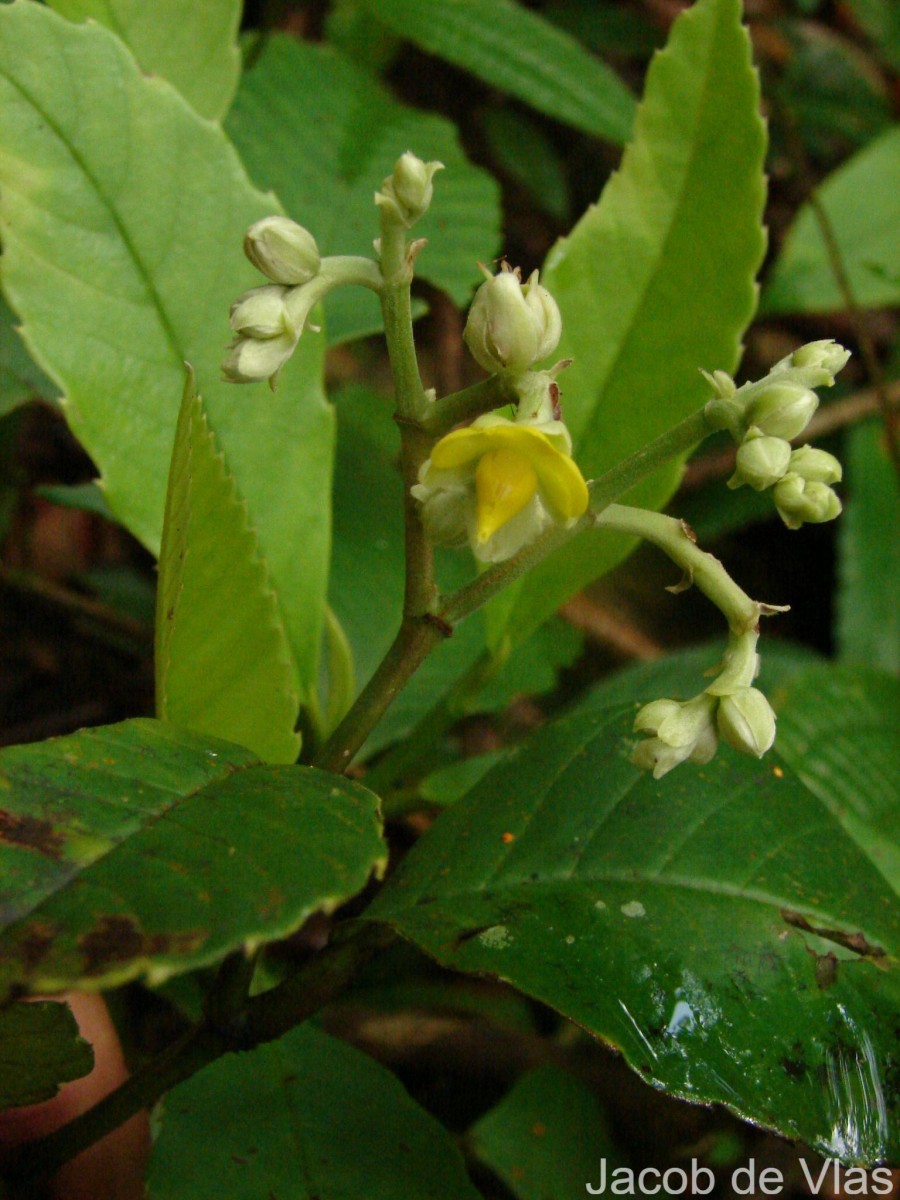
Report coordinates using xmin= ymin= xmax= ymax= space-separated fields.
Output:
xmin=0 ymin=64 xmax=185 ymax=370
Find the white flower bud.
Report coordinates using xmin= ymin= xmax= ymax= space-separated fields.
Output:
xmin=745 ymin=382 xmax=819 ymax=440
xmin=464 ymin=265 xmax=561 ymax=375
xmin=244 ymin=216 xmax=321 ymax=285
xmin=221 ymin=331 xmax=297 ymax=386
xmin=789 ymin=339 xmax=851 ymax=386
xmin=717 ymin=687 xmax=776 ymax=758
xmin=632 ymin=693 xmax=718 ymax=778
xmin=773 ymin=474 xmax=842 ymax=530
xmin=375 ymin=152 xmax=444 ymax=229
xmin=730 ymin=433 xmax=792 ymax=491
xmin=229 ymin=285 xmax=291 ymax=339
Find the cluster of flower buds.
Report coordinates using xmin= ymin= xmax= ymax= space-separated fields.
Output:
xmin=631 ymin=632 xmax=777 ymax=778
xmin=703 ymin=340 xmax=850 ymax=529
xmin=223 ymin=216 xmax=324 ymax=388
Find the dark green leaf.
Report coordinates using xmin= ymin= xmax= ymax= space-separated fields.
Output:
xmin=0 ymin=719 xmax=385 ymax=997
xmin=372 ymin=705 xmax=900 ymax=1163
xmin=506 ymin=0 xmax=767 ymax=643
xmin=837 ymin=420 xmax=900 ymax=674
xmin=46 ymin=0 xmax=242 ymax=120
xmin=147 ymin=1022 xmax=481 ymax=1199
xmin=0 ymin=293 xmax=54 ymax=417
xmin=481 ymin=108 xmax=570 ymax=224
xmin=225 ymin=35 xmax=501 ymax=345
xmin=0 ymin=2 xmax=334 ymax=702
xmin=776 ymin=665 xmax=900 ymax=892
xmin=33 ymin=483 xmax=115 ymax=522
xmin=360 ymin=0 xmax=636 ymax=143
xmin=469 ymin=1064 xmax=618 ymax=1200
xmin=845 ymin=0 xmax=900 ymax=71
xmin=762 ymin=127 xmax=900 ymax=314
xmin=155 ymin=375 xmax=300 ymax=764
xmin=0 ymin=1000 xmax=93 ymax=1109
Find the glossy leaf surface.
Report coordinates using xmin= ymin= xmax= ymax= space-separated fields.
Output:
xmin=0 ymin=720 xmax=384 ymax=997
xmin=147 ymin=1022 xmax=481 ymax=1199
xmin=508 ymin=0 xmax=767 ymax=641
xmin=373 ymin=705 xmax=900 ymax=1163
xmin=0 ymin=1000 xmax=93 ymax=1108
xmin=763 ymin=126 xmax=900 ymax=314
xmin=226 ymin=35 xmax=501 ymax=345
xmin=360 ymin=0 xmax=636 ymax=144
xmin=837 ymin=420 xmax=900 ymax=675
xmin=155 ymin=376 xmax=300 ymax=764
xmin=0 ymin=2 xmax=334 ymax=700
xmin=45 ymin=0 xmax=242 ymax=119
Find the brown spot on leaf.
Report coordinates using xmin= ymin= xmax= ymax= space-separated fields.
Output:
xmin=781 ymin=909 xmax=885 ymax=958
xmin=19 ymin=920 xmax=56 ymax=970
xmin=815 ymin=951 xmax=839 ymax=990
xmin=79 ymin=916 xmax=205 ymax=975
xmin=0 ymin=809 xmax=64 ymax=859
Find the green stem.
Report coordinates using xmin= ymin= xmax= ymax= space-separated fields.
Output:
xmin=589 ymin=408 xmax=710 ymax=509
xmin=2 ymin=925 xmax=392 ymax=1194
xmin=421 ymin=374 xmax=520 ymax=435
xmin=593 ymin=503 xmax=762 ymax=634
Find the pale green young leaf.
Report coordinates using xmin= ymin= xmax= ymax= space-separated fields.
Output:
xmin=45 ymin=0 xmax=242 ymax=120
xmin=225 ymin=35 xmax=500 ymax=345
xmin=0 ymin=719 xmax=385 ymax=998
xmin=837 ymin=420 xmax=900 ymax=673
xmin=359 ymin=0 xmax=636 ymax=144
xmin=148 ymin=1023 xmax=481 ymax=1200
xmin=372 ymin=705 xmax=900 ymax=1163
xmin=155 ymin=375 xmax=300 ymax=765
xmin=507 ymin=0 xmax=767 ymax=642
xmin=762 ymin=127 xmax=900 ymax=314
xmin=0 ymin=2 xmax=334 ymax=701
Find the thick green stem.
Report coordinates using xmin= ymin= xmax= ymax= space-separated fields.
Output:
xmin=589 ymin=408 xmax=710 ymax=510
xmin=421 ymin=374 xmax=520 ymax=435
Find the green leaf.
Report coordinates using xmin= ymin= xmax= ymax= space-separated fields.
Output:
xmin=0 ymin=1000 xmax=93 ymax=1109
xmin=225 ymin=35 xmax=501 ymax=346
xmin=776 ymin=665 xmax=900 ymax=893
xmin=837 ymin=420 xmax=900 ymax=673
xmin=0 ymin=719 xmax=385 ymax=997
xmin=481 ymin=108 xmax=571 ymax=224
xmin=155 ymin=375 xmax=300 ymax=765
xmin=372 ymin=705 xmax=900 ymax=1163
xmin=45 ymin=0 xmax=242 ymax=120
xmin=0 ymin=2 xmax=335 ymax=702
xmin=359 ymin=0 xmax=636 ymax=144
xmin=508 ymin=0 xmax=767 ymax=642
xmin=33 ymin=482 xmax=116 ymax=522
xmin=147 ymin=1022 xmax=482 ymax=1200
xmin=762 ymin=127 xmax=900 ymax=314
xmin=469 ymin=1065 xmax=618 ymax=1200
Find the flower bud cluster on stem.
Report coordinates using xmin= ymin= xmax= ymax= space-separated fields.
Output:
xmin=703 ymin=340 xmax=850 ymax=528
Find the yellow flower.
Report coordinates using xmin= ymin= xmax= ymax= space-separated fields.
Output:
xmin=413 ymin=413 xmax=589 ymax=563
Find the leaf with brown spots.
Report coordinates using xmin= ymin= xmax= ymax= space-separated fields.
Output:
xmin=0 ymin=719 xmax=385 ymax=997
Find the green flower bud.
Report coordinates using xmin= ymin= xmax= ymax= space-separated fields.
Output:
xmin=717 ymin=687 xmax=776 ymax=758
xmin=745 ymin=382 xmax=818 ymax=440
xmin=787 ymin=445 xmax=842 ymax=484
xmin=221 ymin=331 xmax=297 ymax=387
xmin=375 ymin=152 xmax=444 ymax=228
xmin=244 ymin=216 xmax=321 ymax=285
xmin=229 ymin=285 xmax=291 ymax=339
xmin=632 ymin=693 xmax=718 ymax=778
xmin=773 ymin=474 xmax=842 ymax=530
xmin=730 ymin=432 xmax=792 ymax=491
xmin=788 ymin=339 xmax=851 ymax=387
xmin=464 ymin=264 xmax=561 ymax=375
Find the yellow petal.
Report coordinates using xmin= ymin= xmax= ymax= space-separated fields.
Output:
xmin=475 ymin=448 xmax=538 ymax=544
xmin=430 ymin=421 xmax=589 ymax=521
